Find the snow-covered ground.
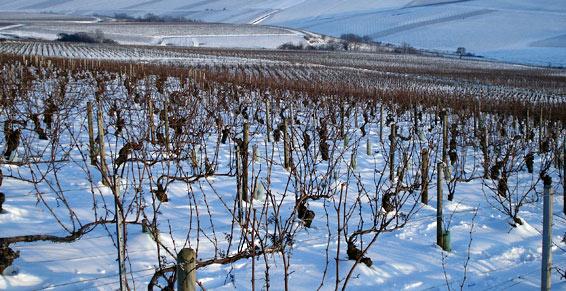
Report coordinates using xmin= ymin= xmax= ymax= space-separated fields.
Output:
xmin=1 ymin=114 xmax=564 ymax=290
xmin=0 ymin=59 xmax=564 ymax=290
xmin=0 ymin=20 xmax=308 ymax=49
xmin=263 ymin=0 xmax=566 ymax=66
xmin=0 ymin=123 xmax=563 ymax=291
xmin=3 ymin=161 xmax=563 ymax=290
xmin=0 ymin=0 xmax=564 ymax=65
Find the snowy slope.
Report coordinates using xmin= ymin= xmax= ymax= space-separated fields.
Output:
xmin=263 ymin=0 xmax=566 ymax=66
xmin=0 ymin=21 xmax=307 ymax=49
xmin=0 ymin=0 xmax=564 ymax=66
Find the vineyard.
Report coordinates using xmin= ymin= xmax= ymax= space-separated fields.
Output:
xmin=0 ymin=43 xmax=565 ymax=290
xmin=0 ymin=41 xmax=280 ymax=66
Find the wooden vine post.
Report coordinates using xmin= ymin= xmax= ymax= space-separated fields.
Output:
xmin=351 ymin=151 xmax=357 ymax=170
xmin=413 ymin=105 xmax=419 ymax=134
xmin=235 ymin=144 xmax=243 ymax=221
xmin=96 ymin=101 xmax=109 ymax=185
xmin=399 ymin=152 xmax=409 ymax=181
xmin=541 ymin=176 xmax=553 ymax=291
xmin=437 ymin=162 xmax=444 ymax=249
xmin=114 ymin=175 xmax=127 ymax=290
xmin=177 ymin=248 xmax=196 ymax=291
xmin=354 ymin=107 xmax=359 ymax=128
xmin=389 ymin=122 xmax=397 ymax=181
xmin=147 ymin=98 xmax=156 ymax=144
xmin=283 ymin=118 xmax=291 ymax=170
xmin=481 ymin=125 xmax=489 ymax=179
xmin=242 ymin=122 xmax=250 ymax=202
xmin=164 ymin=101 xmax=170 ymax=152
xmin=265 ymin=99 xmax=271 ymax=142
xmin=442 ymin=111 xmax=450 ymax=179
xmin=379 ymin=104 xmax=384 ymax=142
xmin=473 ymin=103 xmax=477 ymax=137
xmin=525 ymin=109 xmax=530 ymax=140
xmin=86 ymin=101 xmax=97 ymax=166
xmin=538 ymin=107 xmax=544 ymax=152
xmin=0 ymin=192 xmax=5 ymax=213
xmin=421 ymin=148 xmax=429 ymax=204
xmin=340 ymin=105 xmax=345 ymax=140
xmin=253 ymin=144 xmax=259 ymax=162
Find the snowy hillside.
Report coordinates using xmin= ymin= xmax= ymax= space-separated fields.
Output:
xmin=0 ymin=0 xmax=564 ymax=65
xmin=0 ymin=20 xmax=308 ymax=49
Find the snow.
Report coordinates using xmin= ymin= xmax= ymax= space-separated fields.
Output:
xmin=0 ymin=21 xmax=308 ymax=49
xmin=0 ymin=81 xmax=564 ymax=290
xmin=262 ymin=0 xmax=566 ymax=66
xmin=0 ymin=0 xmax=564 ymax=64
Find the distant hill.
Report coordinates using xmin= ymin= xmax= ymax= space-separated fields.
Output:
xmin=0 ymin=0 xmax=564 ymax=66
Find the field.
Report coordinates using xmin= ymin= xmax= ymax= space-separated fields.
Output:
xmin=262 ymin=0 xmax=566 ymax=66
xmin=0 ymin=14 xmax=309 ymax=49
xmin=0 ymin=41 xmax=281 ymax=65
xmin=0 ymin=22 xmax=306 ymax=48
xmin=0 ymin=0 xmax=565 ymax=66
xmin=0 ymin=12 xmax=97 ymax=22
xmin=0 ymin=40 xmax=564 ymax=291
xmin=0 ymin=41 xmax=563 ymax=103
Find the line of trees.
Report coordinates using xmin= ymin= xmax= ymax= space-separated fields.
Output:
xmin=112 ymin=13 xmax=201 ymax=23
xmin=57 ymin=29 xmax=117 ymax=44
